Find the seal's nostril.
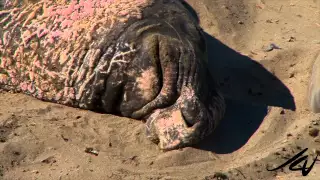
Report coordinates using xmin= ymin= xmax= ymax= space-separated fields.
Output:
xmin=181 ymin=100 xmax=200 ymax=127
xmin=181 ymin=111 xmax=194 ymax=127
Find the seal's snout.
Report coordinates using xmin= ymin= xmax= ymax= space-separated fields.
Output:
xmin=145 ymin=86 xmax=224 ymax=151
xmin=145 ymin=107 xmax=200 ymax=150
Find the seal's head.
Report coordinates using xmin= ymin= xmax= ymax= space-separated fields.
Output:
xmin=125 ymin=26 xmax=226 ymax=150
xmin=99 ymin=1 xmax=226 ymax=151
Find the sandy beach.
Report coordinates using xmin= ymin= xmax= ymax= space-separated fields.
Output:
xmin=1 ymin=0 xmax=320 ymax=179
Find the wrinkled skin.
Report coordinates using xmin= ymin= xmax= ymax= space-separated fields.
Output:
xmin=0 ymin=0 xmax=226 ymax=150
xmin=113 ymin=2 xmax=226 ymax=150
xmin=125 ymin=32 xmax=226 ymax=150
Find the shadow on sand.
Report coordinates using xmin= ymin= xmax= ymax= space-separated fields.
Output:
xmin=181 ymin=0 xmax=296 ymax=153
xmin=194 ymin=32 xmax=296 ymax=154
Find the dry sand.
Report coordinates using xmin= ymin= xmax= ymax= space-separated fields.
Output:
xmin=1 ymin=0 xmax=320 ymax=179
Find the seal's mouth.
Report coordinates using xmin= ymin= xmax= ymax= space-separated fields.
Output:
xmin=145 ymin=106 xmax=201 ymax=150
xmin=142 ymin=86 xmax=223 ymax=151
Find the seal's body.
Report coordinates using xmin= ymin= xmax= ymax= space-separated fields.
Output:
xmin=309 ymin=52 xmax=320 ymax=113
xmin=0 ymin=0 xmax=225 ymax=150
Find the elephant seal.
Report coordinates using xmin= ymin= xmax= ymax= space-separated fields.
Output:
xmin=0 ymin=0 xmax=225 ymax=150
xmin=309 ymin=51 xmax=320 ymax=113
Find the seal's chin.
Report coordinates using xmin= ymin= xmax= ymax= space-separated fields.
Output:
xmin=145 ymin=105 xmax=202 ymax=151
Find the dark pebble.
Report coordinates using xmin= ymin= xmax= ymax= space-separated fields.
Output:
xmin=309 ymin=128 xmax=319 ymax=137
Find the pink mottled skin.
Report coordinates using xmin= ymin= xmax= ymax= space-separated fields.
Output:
xmin=0 ymin=0 xmax=226 ymax=151
xmin=0 ymin=0 xmax=151 ymax=104
xmin=146 ymin=86 xmax=223 ymax=150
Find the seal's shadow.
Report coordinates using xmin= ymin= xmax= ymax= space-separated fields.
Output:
xmin=181 ymin=1 xmax=296 ymax=153
xmin=195 ymin=33 xmax=296 ymax=154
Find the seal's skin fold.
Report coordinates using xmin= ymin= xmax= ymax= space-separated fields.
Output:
xmin=0 ymin=0 xmax=225 ymax=150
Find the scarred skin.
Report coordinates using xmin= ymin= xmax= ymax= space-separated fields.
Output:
xmin=0 ymin=0 xmax=225 ymax=150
